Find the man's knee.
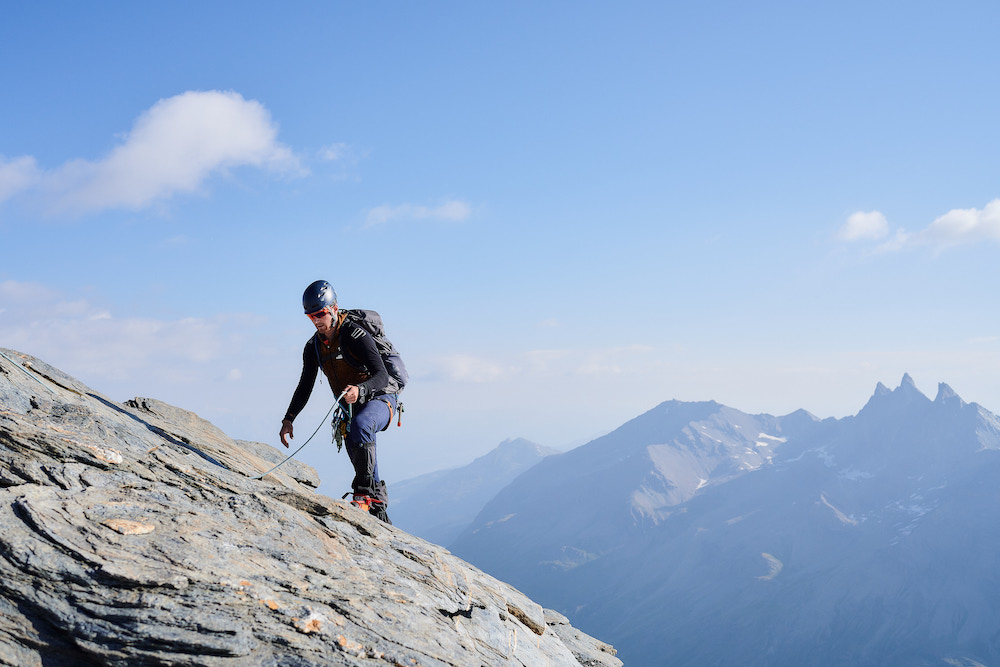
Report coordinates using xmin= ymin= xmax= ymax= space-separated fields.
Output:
xmin=350 ymin=402 xmax=391 ymax=442
xmin=351 ymin=420 xmax=380 ymax=444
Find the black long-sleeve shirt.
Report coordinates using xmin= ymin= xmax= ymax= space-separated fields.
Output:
xmin=283 ymin=321 xmax=390 ymax=423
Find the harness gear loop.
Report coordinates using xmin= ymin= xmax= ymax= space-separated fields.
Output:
xmin=333 ymin=409 xmax=350 ymax=452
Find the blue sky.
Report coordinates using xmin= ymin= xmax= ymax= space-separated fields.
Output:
xmin=2 ymin=2 xmax=999 ymax=495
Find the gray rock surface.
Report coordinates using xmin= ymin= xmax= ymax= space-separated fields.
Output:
xmin=0 ymin=348 xmax=621 ymax=667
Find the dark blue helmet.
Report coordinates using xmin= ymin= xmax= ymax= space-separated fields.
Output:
xmin=302 ymin=280 xmax=337 ymax=314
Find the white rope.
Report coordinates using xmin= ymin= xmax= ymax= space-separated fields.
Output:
xmin=250 ymin=389 xmax=349 ymax=480
xmin=0 ymin=350 xmax=56 ymax=394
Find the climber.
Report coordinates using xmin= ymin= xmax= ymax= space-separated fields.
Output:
xmin=279 ymin=280 xmax=398 ymax=523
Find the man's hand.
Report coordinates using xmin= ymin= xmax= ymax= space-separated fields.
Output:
xmin=279 ymin=419 xmax=294 ymax=448
xmin=344 ymin=385 xmax=360 ymax=404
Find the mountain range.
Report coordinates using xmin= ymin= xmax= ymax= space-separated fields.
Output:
xmin=391 ymin=437 xmax=559 ymax=546
xmin=435 ymin=375 xmax=1000 ymax=666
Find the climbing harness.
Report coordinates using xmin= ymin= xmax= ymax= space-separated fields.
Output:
xmin=251 ymin=388 xmax=350 ymax=480
xmin=334 ymin=402 xmax=352 ymax=453
xmin=0 ymin=350 xmax=56 ymax=395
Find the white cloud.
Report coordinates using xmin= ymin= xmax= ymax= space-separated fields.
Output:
xmin=363 ymin=199 xmax=472 ymax=228
xmin=428 ymin=344 xmax=657 ymax=385
xmin=0 ymin=279 xmax=229 ymax=381
xmin=840 ymin=200 xmax=1000 ymax=253
xmin=0 ymin=279 xmax=52 ymax=303
xmin=838 ymin=211 xmax=889 ymax=241
xmin=434 ymin=354 xmax=510 ymax=383
xmin=874 ymin=228 xmax=911 ymax=253
xmin=915 ymin=199 xmax=1000 ymax=248
xmin=319 ymin=143 xmax=349 ymax=161
xmin=0 ymin=155 xmax=41 ymax=203
xmin=4 ymin=91 xmax=302 ymax=216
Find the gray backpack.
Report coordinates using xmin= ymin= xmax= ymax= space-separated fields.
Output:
xmin=342 ymin=309 xmax=408 ymax=393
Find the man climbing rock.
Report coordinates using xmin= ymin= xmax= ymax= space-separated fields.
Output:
xmin=279 ymin=280 xmax=401 ymax=523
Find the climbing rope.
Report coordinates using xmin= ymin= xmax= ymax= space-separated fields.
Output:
xmin=250 ymin=388 xmax=349 ymax=481
xmin=0 ymin=350 xmax=56 ymax=395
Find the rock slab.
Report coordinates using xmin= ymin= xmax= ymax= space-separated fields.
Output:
xmin=0 ymin=348 xmax=621 ymax=666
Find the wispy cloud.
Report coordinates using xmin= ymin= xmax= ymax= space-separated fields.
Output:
xmin=1 ymin=90 xmax=302 ymax=216
xmin=0 ymin=155 xmax=41 ymax=203
xmin=426 ymin=344 xmax=656 ymax=385
xmin=837 ymin=211 xmax=889 ymax=242
xmin=838 ymin=199 xmax=1000 ymax=252
xmin=363 ymin=199 xmax=471 ymax=228
xmin=315 ymin=142 xmax=367 ymax=183
xmin=318 ymin=143 xmax=351 ymax=161
xmin=915 ymin=199 xmax=1000 ymax=248
xmin=0 ymin=279 xmax=233 ymax=382
xmin=434 ymin=354 xmax=510 ymax=383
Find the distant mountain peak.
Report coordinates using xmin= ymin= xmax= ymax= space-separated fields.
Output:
xmin=934 ymin=382 xmax=966 ymax=407
xmin=489 ymin=437 xmax=560 ymax=461
xmin=392 ymin=436 xmax=559 ymax=547
xmin=860 ymin=373 xmax=931 ymax=415
xmin=496 ymin=437 xmax=558 ymax=454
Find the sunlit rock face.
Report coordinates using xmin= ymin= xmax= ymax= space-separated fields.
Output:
xmin=0 ymin=348 xmax=621 ymax=667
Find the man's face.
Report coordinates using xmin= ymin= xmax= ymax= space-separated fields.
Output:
xmin=307 ymin=306 xmax=335 ymax=337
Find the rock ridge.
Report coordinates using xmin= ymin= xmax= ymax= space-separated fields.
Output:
xmin=0 ymin=348 xmax=621 ymax=667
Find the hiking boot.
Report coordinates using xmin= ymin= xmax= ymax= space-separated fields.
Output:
xmin=368 ymin=499 xmax=392 ymax=524
xmin=369 ymin=480 xmax=391 ymax=524
xmin=350 ymin=494 xmax=372 ymax=512
xmin=342 ymin=489 xmax=391 ymax=523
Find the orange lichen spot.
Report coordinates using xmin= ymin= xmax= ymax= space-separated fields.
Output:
xmin=102 ymin=519 xmax=154 ymax=535
xmin=294 ymin=611 xmax=327 ymax=635
xmin=336 ymin=634 xmax=366 ymax=654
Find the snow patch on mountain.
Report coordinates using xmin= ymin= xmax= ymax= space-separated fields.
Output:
xmin=758 ymin=553 xmax=784 ymax=581
xmin=820 ymin=492 xmax=859 ymax=525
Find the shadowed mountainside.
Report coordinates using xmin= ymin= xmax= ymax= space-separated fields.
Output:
xmin=392 ymin=437 xmax=559 ymax=546
xmin=452 ymin=375 xmax=1000 ymax=666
